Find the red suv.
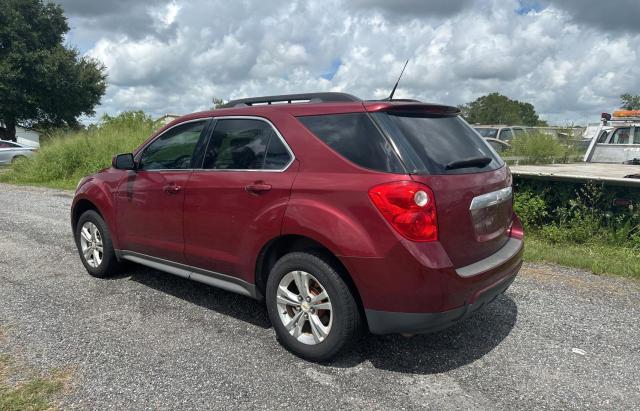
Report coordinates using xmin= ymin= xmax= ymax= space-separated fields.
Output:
xmin=71 ymin=92 xmax=523 ymax=361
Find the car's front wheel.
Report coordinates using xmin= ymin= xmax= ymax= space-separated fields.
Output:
xmin=75 ymin=210 xmax=121 ymax=278
xmin=266 ymin=252 xmax=361 ymax=362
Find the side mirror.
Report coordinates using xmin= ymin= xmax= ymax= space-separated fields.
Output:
xmin=112 ymin=153 xmax=136 ymax=170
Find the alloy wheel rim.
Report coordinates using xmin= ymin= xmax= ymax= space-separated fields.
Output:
xmin=79 ymin=222 xmax=103 ymax=268
xmin=276 ymin=270 xmax=333 ymax=345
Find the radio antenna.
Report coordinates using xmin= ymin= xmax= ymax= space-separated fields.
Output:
xmin=386 ymin=59 xmax=409 ymax=101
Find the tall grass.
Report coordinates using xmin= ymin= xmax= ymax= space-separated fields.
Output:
xmin=0 ymin=112 xmax=156 ymax=189
xmin=503 ymin=131 xmax=584 ymax=164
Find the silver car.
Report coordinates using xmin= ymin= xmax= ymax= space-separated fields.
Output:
xmin=0 ymin=140 xmax=36 ymax=164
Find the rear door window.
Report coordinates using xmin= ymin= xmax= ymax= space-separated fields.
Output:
xmin=202 ymin=118 xmax=292 ymax=170
xmin=371 ymin=112 xmax=503 ymax=175
xmin=298 ymin=113 xmax=404 ymax=173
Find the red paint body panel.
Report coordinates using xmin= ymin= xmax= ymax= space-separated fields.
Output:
xmin=183 ymin=163 xmax=299 ymax=282
xmin=114 ymin=170 xmax=191 ymax=263
xmin=72 ymin=98 xmax=524 ymax=327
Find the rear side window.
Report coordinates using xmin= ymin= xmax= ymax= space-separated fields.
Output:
xmin=297 ymin=113 xmax=404 ymax=173
xmin=371 ymin=112 xmax=503 ymax=175
xmin=202 ymin=118 xmax=292 ymax=170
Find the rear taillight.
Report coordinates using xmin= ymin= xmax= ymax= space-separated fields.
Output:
xmin=368 ymin=181 xmax=438 ymax=242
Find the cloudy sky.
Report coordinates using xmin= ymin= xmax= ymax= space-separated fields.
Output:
xmin=56 ymin=0 xmax=640 ymax=125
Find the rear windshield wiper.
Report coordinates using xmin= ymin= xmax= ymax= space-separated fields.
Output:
xmin=445 ymin=156 xmax=492 ymax=170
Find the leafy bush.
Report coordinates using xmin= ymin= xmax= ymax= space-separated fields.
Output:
xmin=504 ymin=131 xmax=580 ymax=164
xmin=513 ymin=190 xmax=548 ymax=227
xmin=514 ymin=180 xmax=640 ymax=249
xmin=0 ymin=111 xmax=156 ymax=189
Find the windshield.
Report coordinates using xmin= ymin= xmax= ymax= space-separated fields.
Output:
xmin=474 ymin=128 xmax=498 ymax=138
xmin=373 ymin=113 xmax=503 ymax=175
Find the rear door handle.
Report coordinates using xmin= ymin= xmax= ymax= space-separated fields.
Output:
xmin=163 ymin=184 xmax=182 ymax=194
xmin=245 ymin=183 xmax=272 ymax=195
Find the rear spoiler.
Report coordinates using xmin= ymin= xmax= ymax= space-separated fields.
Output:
xmin=364 ymin=102 xmax=460 ymax=116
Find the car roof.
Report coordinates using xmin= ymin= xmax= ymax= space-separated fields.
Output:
xmin=162 ymin=93 xmax=459 ymax=129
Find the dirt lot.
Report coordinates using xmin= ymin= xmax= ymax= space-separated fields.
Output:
xmin=1 ymin=183 xmax=639 ymax=410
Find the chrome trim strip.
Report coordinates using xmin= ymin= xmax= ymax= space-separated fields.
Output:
xmin=455 ymin=237 xmax=523 ymax=278
xmin=118 ymin=250 xmax=258 ymax=298
xmin=469 ymin=186 xmax=512 ymax=210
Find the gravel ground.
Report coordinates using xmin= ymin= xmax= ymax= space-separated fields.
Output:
xmin=0 ymin=183 xmax=639 ymax=410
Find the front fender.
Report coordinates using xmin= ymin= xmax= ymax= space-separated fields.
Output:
xmin=72 ymin=176 xmax=120 ymax=249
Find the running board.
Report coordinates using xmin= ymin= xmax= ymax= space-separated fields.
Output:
xmin=116 ymin=250 xmax=260 ymax=299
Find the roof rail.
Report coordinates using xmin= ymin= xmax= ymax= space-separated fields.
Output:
xmin=221 ymin=92 xmax=361 ymax=108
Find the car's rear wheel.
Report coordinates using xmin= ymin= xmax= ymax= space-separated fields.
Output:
xmin=75 ymin=210 xmax=121 ymax=278
xmin=266 ymin=252 xmax=361 ymax=362
xmin=11 ymin=155 xmax=26 ymax=164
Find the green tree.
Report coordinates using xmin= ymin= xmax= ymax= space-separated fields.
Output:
xmin=0 ymin=0 xmax=106 ymax=141
xmin=459 ymin=92 xmax=546 ymax=126
xmin=620 ymin=93 xmax=640 ymax=110
xmin=211 ymin=97 xmax=227 ymax=109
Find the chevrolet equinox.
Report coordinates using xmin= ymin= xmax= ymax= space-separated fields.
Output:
xmin=71 ymin=92 xmax=524 ymax=361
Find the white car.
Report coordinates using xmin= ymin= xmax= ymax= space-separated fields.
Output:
xmin=0 ymin=140 xmax=37 ymax=164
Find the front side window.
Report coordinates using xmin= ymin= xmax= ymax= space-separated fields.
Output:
xmin=610 ymin=128 xmax=631 ymax=144
xmin=139 ymin=121 xmax=206 ymax=170
xmin=202 ymin=118 xmax=292 ymax=170
xmin=513 ymin=128 xmax=526 ymax=136
xmin=633 ymin=127 xmax=640 ymax=144
xmin=297 ymin=113 xmax=404 ymax=173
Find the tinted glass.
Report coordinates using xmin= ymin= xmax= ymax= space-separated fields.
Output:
xmin=203 ymin=119 xmax=291 ymax=170
xmin=372 ymin=113 xmax=502 ymax=175
xmin=263 ymin=132 xmax=291 ymax=170
xmin=298 ymin=113 xmax=404 ymax=173
xmin=0 ymin=142 xmax=12 ymax=148
xmin=513 ymin=128 xmax=526 ymax=136
xmin=474 ymin=128 xmax=498 ymax=138
xmin=634 ymin=128 xmax=640 ymax=144
xmin=139 ymin=121 xmax=205 ymax=170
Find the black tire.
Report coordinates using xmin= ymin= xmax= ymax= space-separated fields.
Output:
xmin=74 ymin=210 xmax=121 ymax=278
xmin=266 ymin=251 xmax=361 ymax=362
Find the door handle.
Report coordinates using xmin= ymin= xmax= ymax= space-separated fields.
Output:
xmin=245 ymin=183 xmax=272 ymax=195
xmin=163 ymin=184 xmax=182 ymax=194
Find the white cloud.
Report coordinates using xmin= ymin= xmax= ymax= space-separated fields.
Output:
xmin=64 ymin=0 xmax=640 ymax=125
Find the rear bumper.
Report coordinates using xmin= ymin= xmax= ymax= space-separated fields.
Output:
xmin=365 ymin=260 xmax=520 ymax=334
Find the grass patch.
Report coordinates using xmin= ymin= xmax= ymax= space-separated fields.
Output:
xmin=0 ymin=354 xmax=70 ymax=411
xmin=0 ymin=111 xmax=156 ymax=190
xmin=524 ymin=235 xmax=640 ymax=279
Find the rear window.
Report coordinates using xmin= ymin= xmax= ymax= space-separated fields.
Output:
xmin=372 ymin=112 xmax=503 ymax=175
xmin=297 ymin=113 xmax=404 ymax=173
